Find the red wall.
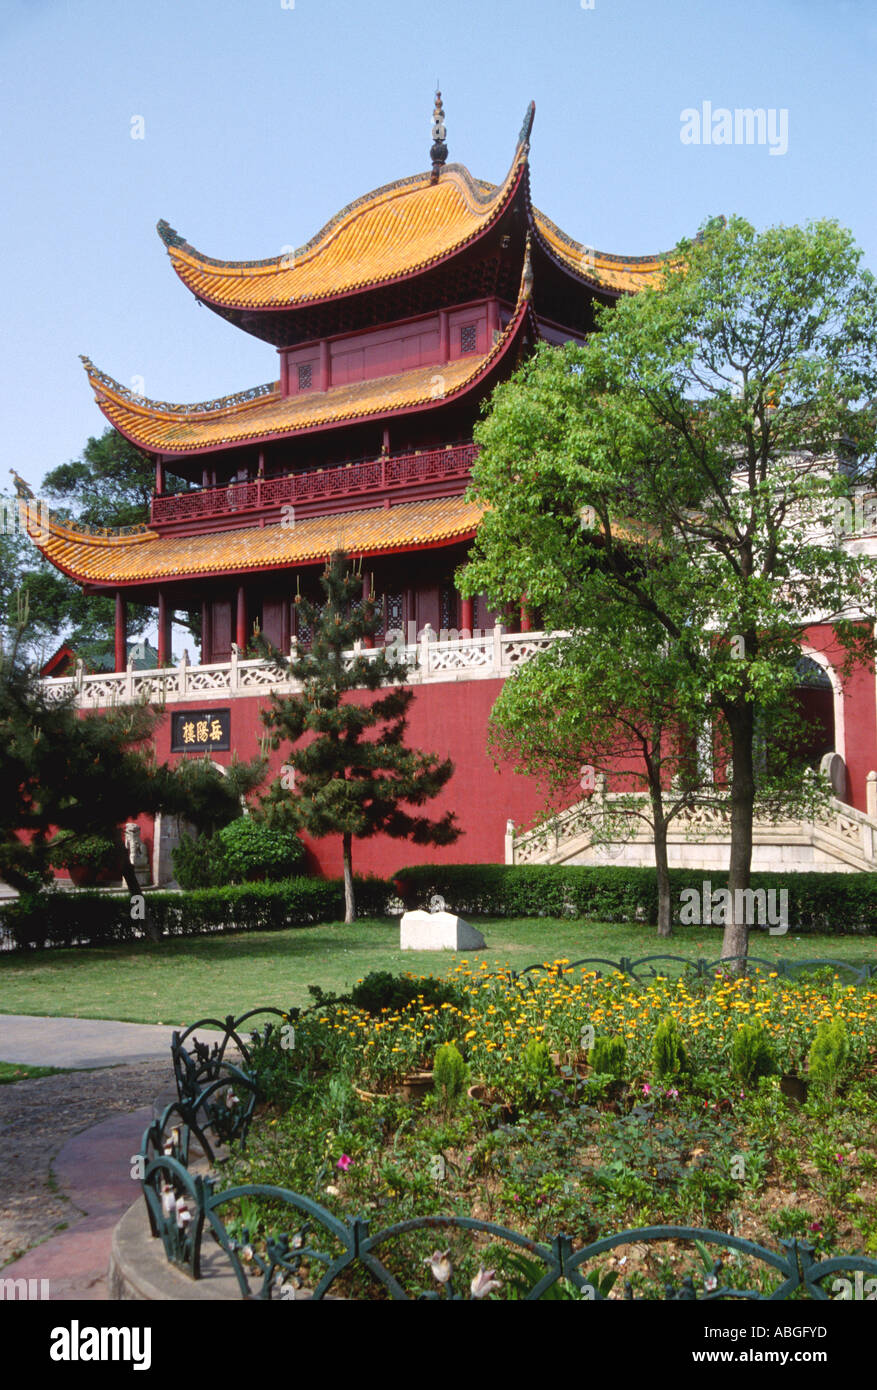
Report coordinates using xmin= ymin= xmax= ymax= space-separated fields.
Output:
xmin=144 ymin=678 xmax=552 ymax=879
xmin=803 ymin=622 xmax=877 ymax=810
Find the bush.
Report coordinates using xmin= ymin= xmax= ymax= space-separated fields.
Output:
xmin=730 ymin=1024 xmax=777 ymax=1086
xmin=590 ymin=1035 xmax=627 ymax=1080
xmin=433 ymin=1043 xmax=468 ymax=1111
xmin=48 ymin=831 xmax=120 ymax=872
xmin=651 ymin=1016 xmax=689 ymax=1079
xmin=216 ymin=818 xmax=305 ymax=883
xmin=171 ymin=832 xmax=227 ymax=890
xmin=1 ymin=875 xmax=390 ymax=951
xmin=349 ymin=970 xmax=465 ymax=1016
xmin=172 ymin=820 xmax=305 ymax=889
xmin=391 ymin=862 xmax=877 ymax=934
xmin=807 ymin=1019 xmax=851 ymax=1090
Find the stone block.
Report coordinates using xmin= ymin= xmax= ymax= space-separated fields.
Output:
xmin=400 ymin=910 xmax=486 ymax=951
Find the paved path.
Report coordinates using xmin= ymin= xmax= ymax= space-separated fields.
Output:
xmin=0 ymin=1014 xmax=199 ymax=1069
xmin=1 ymin=1105 xmax=154 ymax=1299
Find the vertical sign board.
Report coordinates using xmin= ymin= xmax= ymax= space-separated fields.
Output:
xmin=170 ymin=709 xmax=231 ymax=753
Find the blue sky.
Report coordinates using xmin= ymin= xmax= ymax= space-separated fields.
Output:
xmin=2 ymin=0 xmax=876 ymax=491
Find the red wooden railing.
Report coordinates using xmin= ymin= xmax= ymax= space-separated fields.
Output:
xmin=150 ymin=443 xmax=478 ymax=527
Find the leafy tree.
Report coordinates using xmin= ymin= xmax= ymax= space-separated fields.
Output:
xmin=0 ymin=606 xmax=263 ymax=937
xmin=463 ymin=215 xmax=877 ymax=963
xmin=259 ymin=551 xmax=461 ymax=922
xmin=490 ymin=622 xmax=714 ymax=937
xmin=3 ymin=428 xmax=196 ymax=667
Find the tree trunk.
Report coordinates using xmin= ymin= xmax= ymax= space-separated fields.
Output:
xmin=342 ymin=832 xmax=355 ymax=924
xmin=121 ymin=850 xmax=160 ymax=943
xmin=652 ymin=807 xmax=673 ymax=938
xmin=723 ymin=703 xmax=755 ymax=969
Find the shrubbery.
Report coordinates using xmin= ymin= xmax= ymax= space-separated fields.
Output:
xmin=807 ymin=1019 xmax=851 ymax=1091
xmin=392 ymin=863 xmax=877 ymax=934
xmin=1 ymin=875 xmax=393 ymax=950
xmin=730 ymin=1024 xmax=777 ymax=1086
xmin=172 ymin=819 xmax=306 ymax=890
xmin=651 ymin=1016 xmax=690 ymax=1079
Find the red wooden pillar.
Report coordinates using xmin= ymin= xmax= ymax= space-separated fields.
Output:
xmin=154 ymin=456 xmax=164 ymax=495
xmin=319 ymin=339 xmax=331 ymax=393
xmin=236 ymin=585 xmax=247 ymax=652
xmin=487 ymin=299 xmax=500 ymax=342
xmin=157 ymin=589 xmax=171 ymax=668
xmin=460 ymin=595 xmax=474 ymax=636
xmin=438 ymin=309 xmax=449 ymax=363
xmin=201 ymin=599 xmax=212 ymax=664
xmin=519 ymin=595 xmax=532 ymax=633
xmin=114 ymin=591 xmax=127 ymax=672
xmin=363 ymin=573 xmax=375 ymax=648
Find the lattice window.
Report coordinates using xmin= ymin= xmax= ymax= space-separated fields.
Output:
xmin=460 ymin=324 xmax=477 ymax=354
xmin=440 ymin=581 xmax=457 ymax=635
xmin=297 ymin=363 xmax=313 ymax=390
xmin=385 ymin=592 xmax=404 ymax=639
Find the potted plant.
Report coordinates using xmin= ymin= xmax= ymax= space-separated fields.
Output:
xmin=49 ymin=831 xmax=122 ymax=887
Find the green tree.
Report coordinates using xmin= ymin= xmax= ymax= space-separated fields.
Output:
xmin=490 ymin=622 xmax=714 ymax=937
xmin=3 ymin=428 xmax=196 ymax=668
xmin=0 ymin=606 xmax=263 ymax=936
xmin=259 ymin=551 xmax=461 ymax=922
xmin=463 ymin=215 xmax=877 ymax=963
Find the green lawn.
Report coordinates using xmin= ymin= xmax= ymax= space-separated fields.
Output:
xmin=0 ymin=918 xmax=874 ymax=1025
xmin=0 ymin=1060 xmax=68 ymax=1084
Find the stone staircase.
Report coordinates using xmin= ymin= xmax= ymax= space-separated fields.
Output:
xmin=505 ymin=787 xmax=877 ymax=874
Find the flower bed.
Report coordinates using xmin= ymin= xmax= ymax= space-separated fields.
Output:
xmin=211 ymin=962 xmax=877 ymax=1298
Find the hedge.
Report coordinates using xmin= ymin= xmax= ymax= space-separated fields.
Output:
xmin=2 ymin=863 xmax=876 ymax=952
xmin=391 ymin=863 xmax=877 ymax=935
xmin=0 ymin=875 xmax=392 ymax=951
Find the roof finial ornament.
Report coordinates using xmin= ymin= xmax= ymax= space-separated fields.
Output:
xmin=521 ymin=233 xmax=534 ymax=302
xmin=430 ymin=87 xmax=448 ymax=184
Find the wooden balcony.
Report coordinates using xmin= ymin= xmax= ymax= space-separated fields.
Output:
xmin=150 ymin=442 xmax=479 ymax=533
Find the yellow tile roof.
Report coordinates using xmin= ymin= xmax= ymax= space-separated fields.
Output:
xmin=81 ymin=285 xmax=532 ymax=454
xmin=532 ymin=209 xmax=671 ymax=294
xmin=28 ymin=496 xmax=485 ymax=587
xmin=160 ymin=156 xmax=526 ymax=309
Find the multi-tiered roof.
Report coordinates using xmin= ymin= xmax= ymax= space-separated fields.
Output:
xmin=31 ymin=100 xmax=668 ymax=595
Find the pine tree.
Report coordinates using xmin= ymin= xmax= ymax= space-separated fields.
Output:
xmin=260 ymin=551 xmax=461 ymax=921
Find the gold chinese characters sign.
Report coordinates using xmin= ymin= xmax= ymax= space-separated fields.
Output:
xmin=170 ymin=709 xmax=231 ymax=753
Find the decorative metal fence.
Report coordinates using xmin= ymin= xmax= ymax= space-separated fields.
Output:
xmin=135 ymin=986 xmax=877 ymax=1301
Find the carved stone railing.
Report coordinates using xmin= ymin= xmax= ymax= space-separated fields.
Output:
xmin=507 ymin=783 xmax=877 ymax=873
xmin=39 ymin=627 xmax=564 ymax=710
xmin=150 ymin=443 xmax=478 ymax=528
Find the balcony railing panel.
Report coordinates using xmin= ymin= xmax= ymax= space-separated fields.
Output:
xmin=150 ymin=444 xmax=478 ymax=527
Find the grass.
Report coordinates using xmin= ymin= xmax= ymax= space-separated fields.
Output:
xmin=0 ymin=917 xmax=874 ymax=1025
xmin=0 ymin=1060 xmax=69 ymax=1084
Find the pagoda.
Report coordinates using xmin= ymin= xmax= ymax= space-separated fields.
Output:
xmin=29 ymin=97 xmax=680 ymax=880
xmin=36 ymin=97 xmax=666 ymax=672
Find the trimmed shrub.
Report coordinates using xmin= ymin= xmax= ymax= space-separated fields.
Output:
xmin=651 ymin=1016 xmax=690 ymax=1079
xmin=216 ymin=818 xmax=305 ymax=883
xmin=172 ymin=821 xmax=305 ymax=889
xmin=590 ymin=1035 xmax=627 ymax=1080
xmin=433 ymin=1043 xmax=468 ymax=1110
xmin=392 ymin=862 xmax=877 ymax=934
xmin=807 ymin=1018 xmax=851 ymax=1090
xmin=730 ymin=1024 xmax=777 ymax=1086
xmin=0 ymin=875 xmax=391 ymax=951
xmin=349 ymin=970 xmax=464 ymax=1015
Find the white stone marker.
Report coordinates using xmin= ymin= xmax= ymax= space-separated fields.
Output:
xmin=400 ymin=910 xmax=486 ymax=951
